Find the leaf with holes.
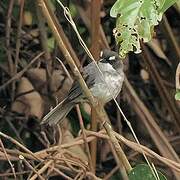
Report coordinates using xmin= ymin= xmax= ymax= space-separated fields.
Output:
xmin=110 ymin=0 xmax=174 ymax=58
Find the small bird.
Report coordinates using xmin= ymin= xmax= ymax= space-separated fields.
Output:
xmin=41 ymin=49 xmax=124 ymax=126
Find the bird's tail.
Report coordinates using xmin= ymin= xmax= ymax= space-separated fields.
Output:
xmin=41 ymin=99 xmax=73 ymax=126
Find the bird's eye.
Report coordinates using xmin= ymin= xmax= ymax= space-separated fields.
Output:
xmin=109 ymin=56 xmax=116 ymax=60
xmin=100 ymin=51 xmax=103 ymax=58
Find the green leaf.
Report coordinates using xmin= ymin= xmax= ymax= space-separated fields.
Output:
xmin=79 ymin=105 xmax=91 ymax=124
xmin=47 ymin=37 xmax=55 ymax=52
xmin=110 ymin=0 xmax=177 ymax=58
xmin=68 ymin=105 xmax=90 ymax=135
xmin=159 ymin=0 xmax=178 ymax=13
xmin=175 ymin=90 xmax=180 ymax=100
xmin=128 ymin=164 xmax=167 ymax=180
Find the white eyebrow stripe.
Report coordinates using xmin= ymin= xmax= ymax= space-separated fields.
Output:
xmin=109 ymin=56 xmax=116 ymax=60
xmin=100 ymin=51 xmax=103 ymax=57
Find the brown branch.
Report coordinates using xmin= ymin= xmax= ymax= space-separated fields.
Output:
xmin=76 ymin=5 xmax=109 ymax=49
xmin=5 ymin=0 xmax=14 ymax=75
xmin=90 ymin=0 xmax=101 ymax=173
xmin=14 ymin=0 xmax=24 ymax=71
xmin=90 ymin=0 xmax=101 ymax=59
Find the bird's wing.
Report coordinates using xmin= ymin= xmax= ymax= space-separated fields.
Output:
xmin=66 ymin=62 xmax=97 ymax=103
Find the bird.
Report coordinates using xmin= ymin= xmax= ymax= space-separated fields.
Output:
xmin=41 ymin=49 xmax=124 ymax=126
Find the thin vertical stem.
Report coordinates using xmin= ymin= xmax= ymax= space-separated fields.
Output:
xmin=90 ymin=0 xmax=101 ymax=172
xmin=76 ymin=106 xmax=94 ymax=172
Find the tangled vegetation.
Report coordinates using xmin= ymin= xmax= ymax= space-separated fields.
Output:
xmin=0 ymin=0 xmax=179 ymax=179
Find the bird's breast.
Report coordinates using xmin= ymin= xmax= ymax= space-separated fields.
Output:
xmin=90 ymin=71 xmax=124 ymax=103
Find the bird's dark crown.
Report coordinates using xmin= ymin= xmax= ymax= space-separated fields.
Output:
xmin=99 ymin=49 xmax=123 ymax=70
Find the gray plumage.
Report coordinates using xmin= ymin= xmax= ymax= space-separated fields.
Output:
xmin=41 ymin=49 xmax=124 ymax=126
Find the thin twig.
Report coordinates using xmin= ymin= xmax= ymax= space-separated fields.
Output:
xmin=160 ymin=15 xmax=180 ymax=69
xmin=0 ymin=171 xmax=30 ymax=177
xmin=19 ymin=155 xmax=44 ymax=180
xmin=29 ymin=160 xmax=53 ymax=180
xmin=0 ymin=52 xmax=44 ymax=91
xmin=86 ymin=172 xmax=102 ymax=180
xmin=0 ymin=131 xmax=41 ymax=161
xmin=5 ymin=0 xmax=14 ymax=75
xmin=35 ymin=2 xmax=53 ymax=96
xmin=53 ymin=167 xmax=74 ymax=180
xmin=103 ymin=165 xmax=119 ymax=180
xmin=13 ymin=0 xmax=25 ymax=100
xmin=5 ymin=0 xmax=15 ymax=101
xmin=76 ymin=106 xmax=94 ymax=172
xmin=0 ymin=138 xmax=17 ymax=179
xmin=14 ymin=0 xmax=24 ymax=69
xmin=176 ymin=62 xmax=180 ymax=91
xmin=5 ymin=118 xmax=24 ymax=145
xmin=108 ymin=140 xmax=129 ymax=180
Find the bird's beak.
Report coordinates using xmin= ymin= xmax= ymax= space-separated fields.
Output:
xmin=99 ymin=58 xmax=106 ymax=63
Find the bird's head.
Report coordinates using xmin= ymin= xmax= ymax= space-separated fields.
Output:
xmin=99 ymin=49 xmax=123 ymax=71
